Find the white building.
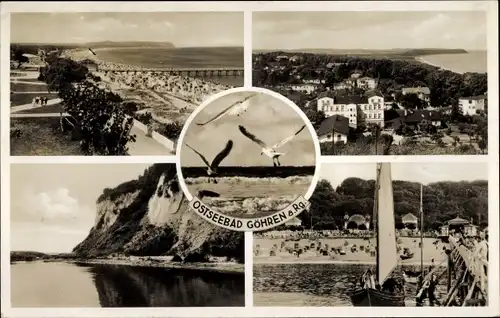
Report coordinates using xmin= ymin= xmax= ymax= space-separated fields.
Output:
xmin=356 ymin=77 xmax=378 ymax=90
xmin=285 ymin=217 xmax=302 ymax=227
xmin=316 ymin=91 xmax=385 ymax=128
xmin=402 ymin=86 xmax=431 ymax=103
xmin=289 ymin=84 xmax=317 ymax=94
xmin=459 ymin=95 xmax=486 ymax=116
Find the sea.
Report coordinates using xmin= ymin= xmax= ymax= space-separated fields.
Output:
xmin=418 ymin=51 xmax=487 ymax=74
xmin=254 ymin=263 xmax=449 ymax=307
xmin=95 ymin=47 xmax=244 ymax=87
xmin=11 ymin=262 xmax=245 ymax=307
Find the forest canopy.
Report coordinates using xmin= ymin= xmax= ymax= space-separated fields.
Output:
xmin=298 ymin=177 xmax=488 ymax=231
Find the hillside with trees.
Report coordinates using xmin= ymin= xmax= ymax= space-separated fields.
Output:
xmin=297 ymin=177 xmax=488 ymax=231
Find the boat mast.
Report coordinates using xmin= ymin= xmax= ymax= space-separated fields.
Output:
xmin=374 ymin=163 xmax=381 ymax=282
xmin=420 ymin=183 xmax=424 ymax=279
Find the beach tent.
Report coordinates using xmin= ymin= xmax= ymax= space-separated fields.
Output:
xmin=402 ymin=213 xmax=419 ymax=230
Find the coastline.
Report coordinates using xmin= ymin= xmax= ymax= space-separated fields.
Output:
xmin=11 ymin=257 xmax=244 ymax=274
xmin=254 ymin=259 xmax=445 ymax=266
xmin=415 ymin=54 xmax=487 ymax=75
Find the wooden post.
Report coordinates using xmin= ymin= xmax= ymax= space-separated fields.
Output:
xmin=446 ymin=248 xmax=453 ymax=292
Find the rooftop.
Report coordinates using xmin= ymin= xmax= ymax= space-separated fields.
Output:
xmin=317 ymin=115 xmax=350 ymax=136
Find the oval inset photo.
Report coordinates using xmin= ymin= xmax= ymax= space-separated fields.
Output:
xmin=176 ymin=87 xmax=321 ymax=232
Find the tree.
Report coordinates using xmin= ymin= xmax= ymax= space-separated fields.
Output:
xmin=41 ymin=57 xmax=89 ymax=91
xmin=400 ymin=93 xmax=424 ymax=110
xmin=10 ymin=45 xmax=29 ymax=68
xmin=303 ymin=108 xmax=325 ymax=128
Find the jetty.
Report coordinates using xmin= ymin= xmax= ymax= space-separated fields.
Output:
xmin=99 ymin=67 xmax=244 ymax=77
xmin=417 ymin=235 xmax=488 ymax=307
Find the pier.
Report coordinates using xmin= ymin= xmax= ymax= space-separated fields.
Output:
xmin=440 ymin=236 xmax=487 ymax=306
xmin=99 ymin=67 xmax=244 ymax=77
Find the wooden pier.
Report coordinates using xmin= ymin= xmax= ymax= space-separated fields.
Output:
xmin=441 ymin=236 xmax=488 ymax=306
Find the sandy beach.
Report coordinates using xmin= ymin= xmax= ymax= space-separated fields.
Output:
xmin=63 ymin=48 xmax=234 ymax=128
xmin=254 ymin=237 xmax=448 ymax=265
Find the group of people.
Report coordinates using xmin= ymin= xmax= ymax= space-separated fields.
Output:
xmin=32 ymin=96 xmax=49 ymax=107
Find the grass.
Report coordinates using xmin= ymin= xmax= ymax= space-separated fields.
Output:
xmin=10 ymin=93 xmax=59 ymax=107
xmin=10 ymin=117 xmax=82 ymax=156
xmin=16 ymin=103 xmax=64 ymax=114
xmin=11 ymin=82 xmax=49 ymax=93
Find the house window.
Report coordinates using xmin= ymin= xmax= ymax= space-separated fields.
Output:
xmin=341 ymin=106 xmax=345 ymax=111
xmin=335 ymin=106 xmax=339 ymax=112
xmin=337 ymin=134 xmax=342 ymax=139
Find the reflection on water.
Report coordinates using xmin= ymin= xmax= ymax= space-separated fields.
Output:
xmin=11 ymin=262 xmax=244 ymax=307
xmin=254 ymin=263 xmax=448 ymax=307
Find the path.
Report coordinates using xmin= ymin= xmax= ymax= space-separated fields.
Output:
xmin=11 ymin=68 xmax=175 ymax=155
xmin=11 ymin=98 xmax=62 ymax=113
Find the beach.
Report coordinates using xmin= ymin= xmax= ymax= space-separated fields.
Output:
xmin=416 ymin=51 xmax=487 ymax=74
xmin=254 ymin=237 xmax=448 ymax=265
xmin=63 ymin=48 xmax=240 ymax=131
xmin=12 ymin=255 xmax=244 ymax=274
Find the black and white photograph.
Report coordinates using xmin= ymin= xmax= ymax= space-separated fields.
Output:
xmin=254 ymin=162 xmax=489 ymax=307
xmin=9 ymin=12 xmax=243 ymax=156
xmin=178 ymin=89 xmax=317 ymax=219
xmin=10 ymin=163 xmax=245 ymax=307
xmin=252 ymin=11 xmax=488 ymax=156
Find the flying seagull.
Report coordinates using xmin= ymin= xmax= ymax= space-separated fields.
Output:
xmin=185 ymin=140 xmax=233 ymax=183
xmin=196 ymin=93 xmax=258 ymax=126
xmin=238 ymin=125 xmax=306 ymax=167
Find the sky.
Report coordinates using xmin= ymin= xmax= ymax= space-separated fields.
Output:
xmin=10 ymin=163 xmax=152 ymax=253
xmin=11 ymin=12 xmax=243 ymax=47
xmin=180 ymin=92 xmax=316 ymax=167
xmin=253 ymin=11 xmax=487 ymax=51
xmin=322 ymin=162 xmax=489 ymax=189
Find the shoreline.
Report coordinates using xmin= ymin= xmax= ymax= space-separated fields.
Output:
xmin=11 ymin=257 xmax=245 ymax=274
xmin=254 ymin=259 xmax=445 ymax=266
xmin=415 ymin=55 xmax=487 ymax=75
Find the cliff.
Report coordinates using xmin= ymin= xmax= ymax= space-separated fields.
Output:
xmin=73 ymin=164 xmax=244 ymax=263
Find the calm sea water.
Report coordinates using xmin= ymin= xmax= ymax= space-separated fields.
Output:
xmin=254 ymin=263 xmax=449 ymax=307
xmin=96 ymin=47 xmax=244 ymax=86
xmin=11 ymin=262 xmax=245 ymax=307
xmin=420 ymin=51 xmax=487 ymax=74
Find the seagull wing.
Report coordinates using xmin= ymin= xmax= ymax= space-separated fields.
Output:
xmin=238 ymin=125 xmax=267 ymax=148
xmin=272 ymin=125 xmax=306 ymax=149
xmin=196 ymin=94 xmax=257 ymax=126
xmin=211 ymin=140 xmax=234 ymax=169
xmin=185 ymin=143 xmax=211 ymax=168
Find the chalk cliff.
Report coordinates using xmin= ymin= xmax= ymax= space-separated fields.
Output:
xmin=73 ymin=164 xmax=244 ymax=262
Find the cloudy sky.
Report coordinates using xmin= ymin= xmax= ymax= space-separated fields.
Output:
xmin=11 ymin=12 xmax=243 ymax=47
xmin=253 ymin=11 xmax=487 ymax=50
xmin=322 ymin=162 xmax=489 ymax=188
xmin=180 ymin=92 xmax=316 ymax=167
xmin=10 ymin=163 xmax=151 ymax=253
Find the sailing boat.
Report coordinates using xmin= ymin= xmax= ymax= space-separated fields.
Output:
xmin=403 ymin=184 xmax=424 ymax=284
xmin=349 ymin=163 xmax=405 ymax=306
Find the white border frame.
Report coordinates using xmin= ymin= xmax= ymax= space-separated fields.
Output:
xmin=1 ymin=1 xmax=499 ymax=317
xmin=175 ymin=87 xmax=321 ymax=231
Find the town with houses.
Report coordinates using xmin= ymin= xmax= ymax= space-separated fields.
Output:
xmin=253 ymin=53 xmax=488 ymax=155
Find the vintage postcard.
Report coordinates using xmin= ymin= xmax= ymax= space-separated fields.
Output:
xmin=1 ymin=1 xmax=498 ymax=318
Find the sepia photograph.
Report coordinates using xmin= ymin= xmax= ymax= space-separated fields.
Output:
xmin=10 ymin=163 xmax=245 ymax=307
xmin=254 ymin=162 xmax=489 ymax=307
xmin=252 ymin=11 xmax=488 ymax=156
xmin=178 ymin=89 xmax=317 ymax=220
xmin=9 ymin=12 xmax=243 ymax=156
